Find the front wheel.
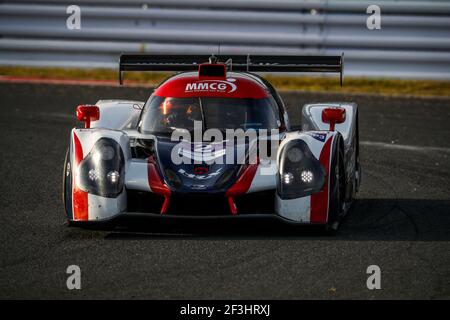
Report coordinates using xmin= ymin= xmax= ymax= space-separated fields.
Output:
xmin=326 ymin=136 xmax=345 ymax=233
xmin=62 ymin=147 xmax=72 ymax=221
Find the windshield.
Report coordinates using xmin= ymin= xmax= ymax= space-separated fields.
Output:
xmin=139 ymin=96 xmax=281 ymax=134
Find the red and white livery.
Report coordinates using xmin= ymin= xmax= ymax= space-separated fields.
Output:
xmin=63 ymin=54 xmax=360 ymax=232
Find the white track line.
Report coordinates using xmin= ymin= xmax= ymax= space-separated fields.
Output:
xmin=47 ymin=112 xmax=73 ymax=119
xmin=361 ymin=141 xmax=450 ymax=153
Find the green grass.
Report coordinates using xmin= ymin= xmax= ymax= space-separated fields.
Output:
xmin=1 ymin=66 xmax=450 ymax=97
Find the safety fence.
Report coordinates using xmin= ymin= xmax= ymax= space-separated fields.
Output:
xmin=1 ymin=0 xmax=449 ymax=79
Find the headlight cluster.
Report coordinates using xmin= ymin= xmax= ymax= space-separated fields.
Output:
xmin=78 ymin=138 xmax=125 ymax=198
xmin=277 ymin=140 xmax=326 ymax=199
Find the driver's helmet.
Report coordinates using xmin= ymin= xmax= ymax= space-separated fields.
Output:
xmin=160 ymin=99 xmax=201 ymax=128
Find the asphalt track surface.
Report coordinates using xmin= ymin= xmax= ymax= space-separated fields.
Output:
xmin=0 ymin=82 xmax=449 ymax=299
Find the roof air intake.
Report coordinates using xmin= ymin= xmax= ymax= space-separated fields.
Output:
xmin=198 ymin=63 xmax=227 ymax=78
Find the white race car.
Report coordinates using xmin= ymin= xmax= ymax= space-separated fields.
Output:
xmin=63 ymin=54 xmax=360 ymax=231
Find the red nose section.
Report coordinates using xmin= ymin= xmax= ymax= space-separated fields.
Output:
xmin=76 ymin=105 xmax=100 ymax=128
xmin=322 ymin=107 xmax=346 ymax=131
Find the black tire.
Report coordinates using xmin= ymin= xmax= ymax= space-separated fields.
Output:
xmin=326 ymin=135 xmax=346 ymax=233
xmin=62 ymin=147 xmax=72 ymax=221
xmin=354 ymin=111 xmax=361 ymax=193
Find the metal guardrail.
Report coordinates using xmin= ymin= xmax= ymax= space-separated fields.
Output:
xmin=1 ymin=0 xmax=449 ymax=79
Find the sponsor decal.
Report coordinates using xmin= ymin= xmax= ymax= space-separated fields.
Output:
xmin=171 ymin=121 xmax=279 ymax=173
xmin=189 ymin=185 xmax=208 ymax=190
xmin=307 ymin=132 xmax=327 ymax=142
xmin=185 ymin=78 xmax=237 ymax=93
xmin=194 ymin=166 xmax=209 ymax=175
xmin=178 ymin=168 xmax=222 ymax=180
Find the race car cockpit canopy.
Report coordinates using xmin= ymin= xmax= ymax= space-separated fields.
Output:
xmin=139 ymin=95 xmax=282 ymax=134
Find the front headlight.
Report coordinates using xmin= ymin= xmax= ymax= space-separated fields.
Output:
xmin=277 ymin=140 xmax=326 ymax=199
xmin=78 ymin=138 xmax=125 ymax=197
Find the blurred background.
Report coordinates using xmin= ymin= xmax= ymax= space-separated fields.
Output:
xmin=1 ymin=1 xmax=450 ymax=300
xmin=0 ymin=0 xmax=449 ymax=80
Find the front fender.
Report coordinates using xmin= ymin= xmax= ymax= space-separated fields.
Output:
xmin=302 ymin=103 xmax=359 ymax=190
xmin=275 ymin=131 xmax=339 ymax=224
xmin=67 ymin=128 xmax=131 ymax=222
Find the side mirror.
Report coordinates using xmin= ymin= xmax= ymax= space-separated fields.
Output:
xmin=322 ymin=107 xmax=346 ymax=131
xmin=76 ymin=105 xmax=99 ymax=129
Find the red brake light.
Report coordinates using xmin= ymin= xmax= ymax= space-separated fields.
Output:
xmin=76 ymin=105 xmax=99 ymax=128
xmin=322 ymin=107 xmax=346 ymax=131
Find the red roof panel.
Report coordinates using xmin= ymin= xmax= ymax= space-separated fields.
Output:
xmin=154 ymin=72 xmax=269 ymax=99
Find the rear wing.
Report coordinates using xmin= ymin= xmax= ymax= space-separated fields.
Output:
xmin=119 ymin=53 xmax=344 ymax=86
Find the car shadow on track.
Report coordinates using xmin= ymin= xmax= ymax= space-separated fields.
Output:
xmin=67 ymin=199 xmax=450 ymax=241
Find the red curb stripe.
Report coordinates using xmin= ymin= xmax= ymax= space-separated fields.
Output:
xmin=0 ymin=76 xmax=150 ymax=87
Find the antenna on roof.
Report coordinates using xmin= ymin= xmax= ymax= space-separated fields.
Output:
xmin=209 ymin=54 xmax=218 ymax=64
xmin=225 ymin=58 xmax=233 ymax=71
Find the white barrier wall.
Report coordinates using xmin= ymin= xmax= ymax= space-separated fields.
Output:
xmin=1 ymin=0 xmax=449 ymax=79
